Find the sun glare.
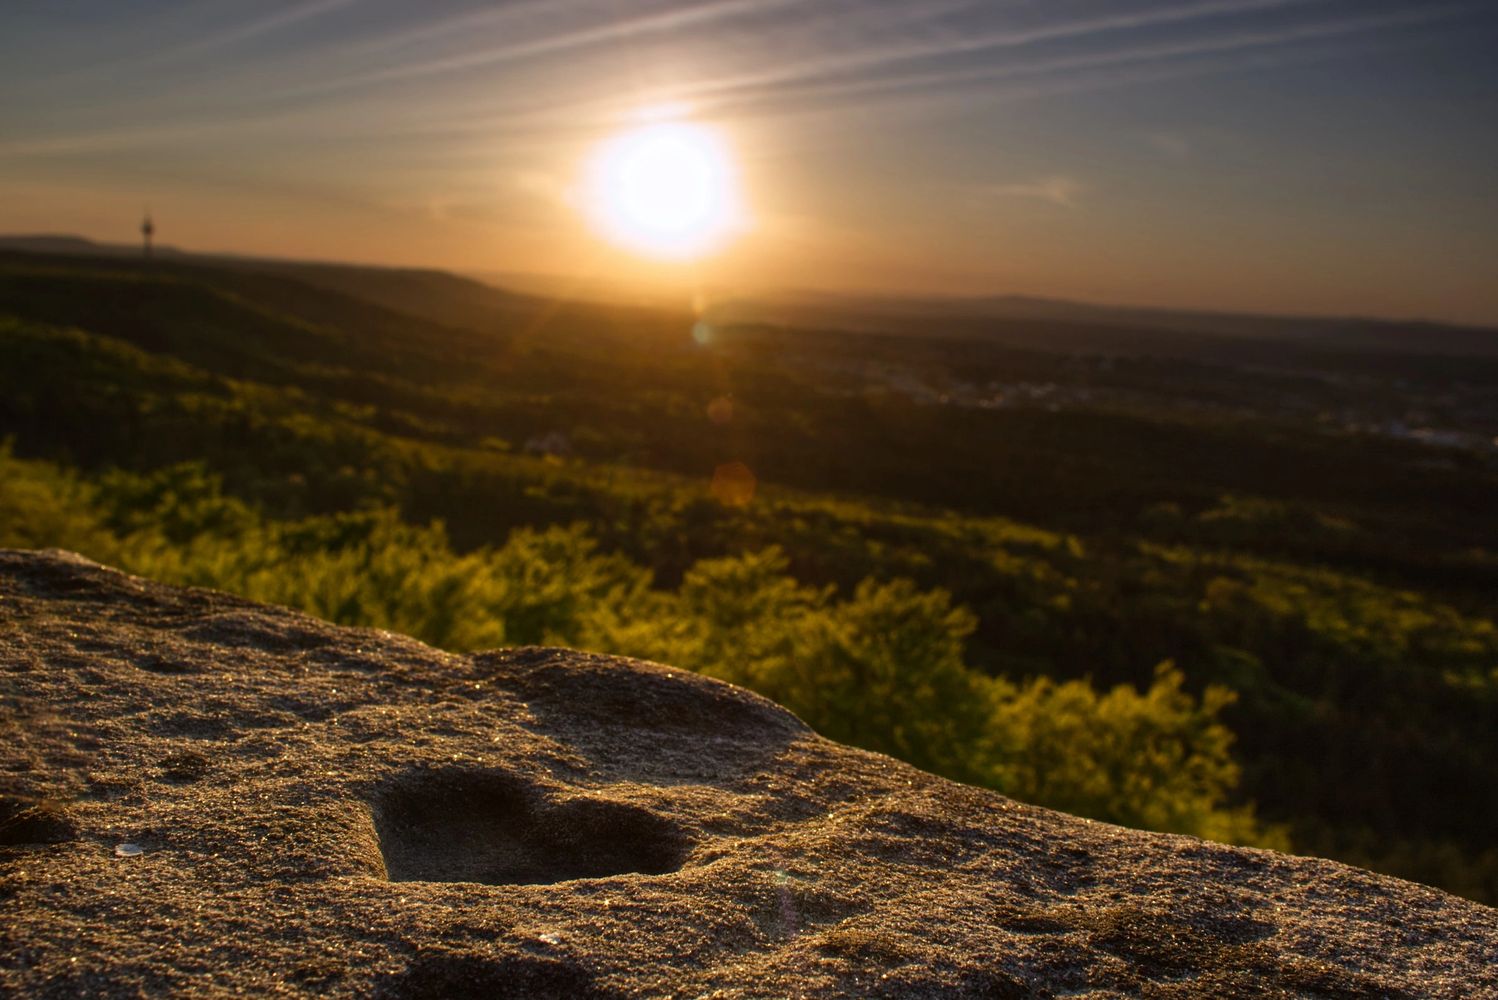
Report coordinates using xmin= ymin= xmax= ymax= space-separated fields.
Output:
xmin=582 ymin=120 xmax=744 ymax=260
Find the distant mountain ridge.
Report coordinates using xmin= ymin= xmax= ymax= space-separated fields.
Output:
xmin=4 ymin=232 xmax=1496 ymax=359
xmin=705 ymin=288 xmax=1498 ymax=359
xmin=0 ymin=234 xmax=560 ymax=338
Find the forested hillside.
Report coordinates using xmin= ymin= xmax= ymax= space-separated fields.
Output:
xmin=3 ymin=250 xmax=1495 ymax=902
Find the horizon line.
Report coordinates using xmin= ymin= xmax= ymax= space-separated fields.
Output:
xmin=1 ymin=229 xmax=1494 ymax=333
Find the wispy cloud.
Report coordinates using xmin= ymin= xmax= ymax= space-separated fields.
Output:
xmin=168 ymin=0 xmax=364 ymax=58
xmin=664 ymin=1 xmax=1479 ymax=119
xmin=384 ymin=0 xmax=1476 ymax=150
xmin=981 ymin=177 xmax=1088 ymax=208
xmin=361 ymin=0 xmax=1482 ymax=151
xmin=696 ymin=0 xmax=1324 ymax=95
xmin=277 ymin=0 xmax=809 ymax=99
xmin=257 ymin=0 xmax=1319 ymax=115
xmin=3 ymin=1 xmax=1487 ymax=172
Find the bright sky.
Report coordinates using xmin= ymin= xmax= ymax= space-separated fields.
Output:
xmin=2 ymin=0 xmax=1496 ymax=323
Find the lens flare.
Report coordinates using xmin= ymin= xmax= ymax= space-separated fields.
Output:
xmin=711 ymin=462 xmax=756 ymax=507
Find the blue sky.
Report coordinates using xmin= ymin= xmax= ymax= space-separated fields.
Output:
xmin=2 ymin=0 xmax=1496 ymax=321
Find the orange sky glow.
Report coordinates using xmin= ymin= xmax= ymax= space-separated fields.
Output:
xmin=2 ymin=1 xmax=1496 ymax=323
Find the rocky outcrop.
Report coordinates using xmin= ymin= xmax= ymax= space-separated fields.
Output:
xmin=1 ymin=549 xmax=1493 ymax=998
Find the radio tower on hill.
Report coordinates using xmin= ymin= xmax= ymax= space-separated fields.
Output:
xmin=141 ymin=210 xmax=155 ymax=259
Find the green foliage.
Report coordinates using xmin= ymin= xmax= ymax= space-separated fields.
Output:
xmin=990 ymin=664 xmax=1283 ymax=847
xmin=654 ymin=546 xmax=832 ymax=693
xmin=0 ymin=447 xmax=1266 ymax=846
xmin=482 ymin=524 xmax=652 ymax=647
xmin=787 ymin=579 xmax=992 ymax=783
xmin=0 ymin=440 xmax=119 ymax=558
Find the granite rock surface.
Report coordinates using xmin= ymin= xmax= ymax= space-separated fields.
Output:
xmin=1 ymin=548 xmax=1494 ymax=998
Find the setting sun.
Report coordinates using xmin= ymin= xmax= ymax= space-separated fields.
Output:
xmin=581 ymin=120 xmax=744 ymax=261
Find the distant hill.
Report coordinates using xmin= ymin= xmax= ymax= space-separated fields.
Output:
xmin=0 ymin=235 xmax=682 ymax=348
xmin=0 ymin=234 xmax=542 ymax=333
xmin=705 ymin=288 xmax=1498 ymax=360
xmin=5 ymin=233 xmax=1497 ymax=361
xmin=0 ymin=233 xmax=188 ymax=258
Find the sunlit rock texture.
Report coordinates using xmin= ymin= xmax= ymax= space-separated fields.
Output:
xmin=2 ymin=549 xmax=1493 ymax=998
